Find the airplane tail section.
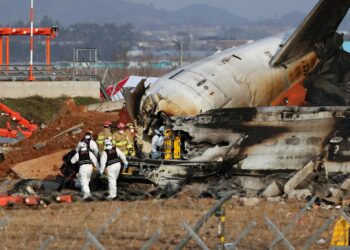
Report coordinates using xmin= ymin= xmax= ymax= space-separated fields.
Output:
xmin=271 ymin=0 xmax=350 ymax=66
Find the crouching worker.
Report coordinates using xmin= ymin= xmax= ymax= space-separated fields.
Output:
xmin=71 ymin=142 xmax=99 ymax=200
xmin=99 ymin=138 xmax=128 ymax=200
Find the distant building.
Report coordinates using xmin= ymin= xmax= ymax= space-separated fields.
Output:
xmin=126 ymin=49 xmax=144 ymax=57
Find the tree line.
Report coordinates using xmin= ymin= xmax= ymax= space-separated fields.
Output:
xmin=1 ymin=16 xmax=139 ymax=63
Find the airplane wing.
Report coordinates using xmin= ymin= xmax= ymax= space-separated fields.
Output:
xmin=271 ymin=0 xmax=350 ymax=66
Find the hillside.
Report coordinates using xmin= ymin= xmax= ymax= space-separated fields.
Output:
xmin=0 ymin=0 xmax=299 ymax=29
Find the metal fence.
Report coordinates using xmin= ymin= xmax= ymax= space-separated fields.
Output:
xmin=0 ymin=190 xmax=347 ymax=249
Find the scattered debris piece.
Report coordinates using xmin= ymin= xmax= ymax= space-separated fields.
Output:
xmin=261 ymin=181 xmax=282 ymax=198
xmin=240 ymin=197 xmax=260 ymax=207
xmin=33 ymin=123 xmax=84 ymax=150
xmin=87 ymin=100 xmax=124 ymax=112
xmin=284 ymin=160 xmax=315 ymax=195
xmin=287 ymin=189 xmax=312 ymax=201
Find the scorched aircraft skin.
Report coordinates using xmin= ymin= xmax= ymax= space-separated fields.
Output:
xmin=125 ymin=0 xmax=350 ymax=132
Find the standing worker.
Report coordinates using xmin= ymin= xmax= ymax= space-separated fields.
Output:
xmin=76 ymin=130 xmax=99 ymax=157
xmin=97 ymin=121 xmax=113 ymax=153
xmin=151 ymin=126 xmax=165 ymax=159
xmin=126 ymin=123 xmax=137 ymax=157
xmin=126 ymin=123 xmax=145 ymax=158
xmin=99 ymin=138 xmax=128 ymax=200
xmin=71 ymin=142 xmax=99 ymax=200
xmin=112 ymin=122 xmax=133 ymax=156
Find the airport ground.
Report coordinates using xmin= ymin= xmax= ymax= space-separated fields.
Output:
xmin=0 ymin=97 xmax=340 ymax=249
xmin=0 ymin=196 xmax=335 ymax=249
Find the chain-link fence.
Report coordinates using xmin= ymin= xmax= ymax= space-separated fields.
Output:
xmin=0 ymin=187 xmax=347 ymax=250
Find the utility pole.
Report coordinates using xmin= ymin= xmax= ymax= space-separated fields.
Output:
xmin=29 ymin=0 xmax=35 ymax=81
xmin=172 ymin=39 xmax=183 ymax=67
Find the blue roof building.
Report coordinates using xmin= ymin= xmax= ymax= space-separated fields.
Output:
xmin=344 ymin=41 xmax=350 ymax=52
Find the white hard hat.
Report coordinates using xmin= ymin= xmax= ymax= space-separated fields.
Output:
xmin=158 ymin=126 xmax=165 ymax=133
xmin=78 ymin=142 xmax=88 ymax=151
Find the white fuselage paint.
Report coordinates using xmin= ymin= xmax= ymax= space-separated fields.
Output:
xmin=143 ymin=31 xmax=318 ymax=117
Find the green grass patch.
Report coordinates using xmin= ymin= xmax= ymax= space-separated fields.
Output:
xmin=0 ymin=96 xmax=99 ymax=125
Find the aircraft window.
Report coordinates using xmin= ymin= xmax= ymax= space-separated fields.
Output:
xmin=197 ymin=79 xmax=207 ymax=86
xmin=169 ymin=70 xmax=185 ymax=79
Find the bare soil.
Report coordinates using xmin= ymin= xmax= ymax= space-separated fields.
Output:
xmin=0 ymin=107 xmax=119 ymax=178
xmin=0 ymin=198 xmax=336 ymax=249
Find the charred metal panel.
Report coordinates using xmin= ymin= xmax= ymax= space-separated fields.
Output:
xmin=171 ymin=106 xmax=350 ymax=171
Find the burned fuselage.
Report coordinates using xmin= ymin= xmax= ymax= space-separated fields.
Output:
xmin=170 ymin=106 xmax=350 ymax=172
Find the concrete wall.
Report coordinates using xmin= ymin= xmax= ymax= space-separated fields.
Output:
xmin=0 ymin=81 xmax=100 ymax=98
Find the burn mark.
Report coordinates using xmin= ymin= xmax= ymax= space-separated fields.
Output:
xmin=285 ymin=136 xmax=301 ymax=145
xmin=195 ymin=108 xmax=258 ymax=126
xmin=307 ymin=137 xmax=322 ymax=145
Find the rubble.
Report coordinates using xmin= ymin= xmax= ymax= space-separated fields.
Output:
xmin=284 ymin=160 xmax=315 ymax=195
xmin=340 ymin=178 xmax=350 ymax=191
xmin=240 ymin=197 xmax=260 ymax=207
xmin=261 ymin=181 xmax=282 ymax=198
xmin=87 ymin=100 xmax=124 ymax=112
xmin=287 ymin=189 xmax=312 ymax=201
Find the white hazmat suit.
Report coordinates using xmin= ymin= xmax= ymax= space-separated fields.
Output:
xmin=71 ymin=143 xmax=99 ymax=199
xmin=99 ymin=145 xmax=128 ymax=199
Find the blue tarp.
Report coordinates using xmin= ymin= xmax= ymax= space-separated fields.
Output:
xmin=344 ymin=41 xmax=350 ymax=52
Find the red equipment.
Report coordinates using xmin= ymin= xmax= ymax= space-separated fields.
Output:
xmin=56 ymin=195 xmax=73 ymax=203
xmin=0 ymin=102 xmax=38 ymax=138
xmin=0 ymin=195 xmax=25 ymax=206
xmin=0 ymin=26 xmax=58 ymax=69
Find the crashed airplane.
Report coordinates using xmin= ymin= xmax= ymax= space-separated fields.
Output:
xmin=10 ymin=0 xmax=350 ymax=203
xmin=125 ymin=0 xmax=350 ymax=130
xmin=119 ymin=0 xmax=350 ymax=197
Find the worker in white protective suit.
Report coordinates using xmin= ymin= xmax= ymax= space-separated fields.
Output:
xmin=75 ymin=131 xmax=99 ymax=157
xmin=71 ymin=142 xmax=99 ymax=200
xmin=151 ymin=126 xmax=165 ymax=159
xmin=99 ymin=138 xmax=128 ymax=200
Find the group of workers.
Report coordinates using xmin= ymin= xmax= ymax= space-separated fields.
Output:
xmin=71 ymin=121 xmax=139 ymax=200
xmin=71 ymin=119 xmax=179 ymax=200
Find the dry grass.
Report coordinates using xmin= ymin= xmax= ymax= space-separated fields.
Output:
xmin=0 ymin=197 xmax=337 ymax=250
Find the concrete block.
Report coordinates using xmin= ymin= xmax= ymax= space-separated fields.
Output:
xmin=87 ymin=100 xmax=124 ymax=112
xmin=240 ymin=197 xmax=260 ymax=207
xmin=284 ymin=160 xmax=315 ymax=194
xmin=287 ymin=189 xmax=312 ymax=201
xmin=341 ymin=179 xmax=350 ymax=190
xmin=261 ymin=181 xmax=282 ymax=198
xmin=0 ymin=81 xmax=100 ymax=98
xmin=237 ymin=176 xmax=270 ymax=191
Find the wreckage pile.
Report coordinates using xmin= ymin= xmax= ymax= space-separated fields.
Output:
xmin=1 ymin=99 xmax=350 ymax=208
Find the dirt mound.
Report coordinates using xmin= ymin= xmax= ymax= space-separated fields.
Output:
xmin=0 ymin=109 xmax=119 ymax=178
